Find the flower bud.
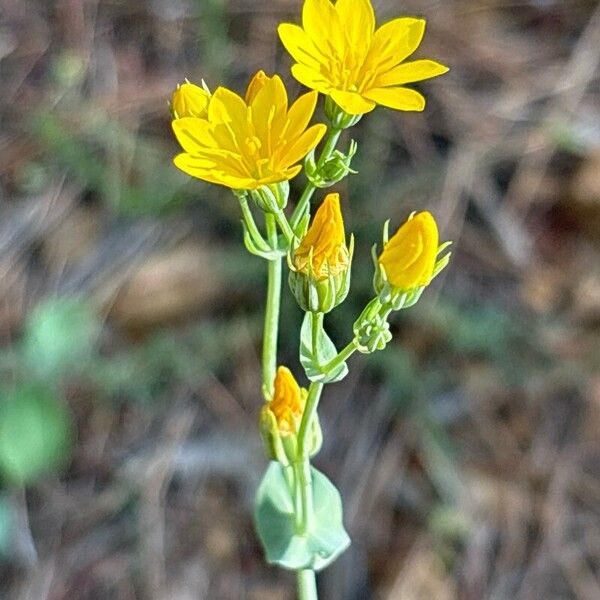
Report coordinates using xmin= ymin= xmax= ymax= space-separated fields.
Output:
xmin=374 ymin=212 xmax=451 ymax=309
xmin=289 ymin=193 xmax=353 ymax=313
xmin=171 ymin=80 xmax=211 ymax=119
xmin=353 ymin=299 xmax=392 ymax=354
xmin=305 ymin=140 xmax=357 ymax=189
xmin=260 ymin=367 xmax=321 ymax=464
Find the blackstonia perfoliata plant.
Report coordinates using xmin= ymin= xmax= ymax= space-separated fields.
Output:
xmin=169 ymin=0 xmax=450 ymax=597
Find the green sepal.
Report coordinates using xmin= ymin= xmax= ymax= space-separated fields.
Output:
xmin=249 ymin=182 xmax=289 ymax=213
xmin=241 ymin=219 xmax=286 ymax=260
xmin=288 ymin=236 xmax=354 ymax=314
xmin=255 ymin=462 xmax=351 ymax=571
xmin=324 ymin=96 xmax=362 ymax=129
xmin=299 ymin=313 xmax=348 ymax=383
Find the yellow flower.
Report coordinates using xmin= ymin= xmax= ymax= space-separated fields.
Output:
xmin=379 ymin=211 xmax=439 ymax=290
xmin=266 ymin=367 xmax=307 ymax=435
xmin=172 ymin=71 xmax=326 ymax=190
xmin=278 ymin=0 xmax=449 ymax=115
xmin=293 ymin=193 xmax=349 ymax=280
xmin=171 ymin=80 xmax=210 ymax=119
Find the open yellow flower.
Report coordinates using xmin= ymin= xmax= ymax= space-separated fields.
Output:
xmin=172 ymin=71 xmax=326 ymax=190
xmin=293 ymin=193 xmax=349 ymax=280
xmin=379 ymin=211 xmax=439 ymax=290
xmin=265 ymin=367 xmax=307 ymax=436
xmin=278 ymin=0 xmax=448 ymax=115
xmin=171 ymin=80 xmax=210 ymax=119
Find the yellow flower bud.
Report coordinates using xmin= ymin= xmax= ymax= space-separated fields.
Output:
xmin=378 ymin=211 xmax=439 ymax=290
xmin=266 ymin=366 xmax=306 ymax=436
xmin=293 ymin=193 xmax=349 ymax=281
xmin=171 ymin=80 xmax=210 ymax=119
xmin=259 ymin=367 xmax=322 ymax=464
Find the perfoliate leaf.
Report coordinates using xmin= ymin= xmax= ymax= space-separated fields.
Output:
xmin=299 ymin=313 xmax=348 ymax=383
xmin=255 ymin=462 xmax=350 ymax=571
xmin=0 ymin=385 xmax=72 ymax=484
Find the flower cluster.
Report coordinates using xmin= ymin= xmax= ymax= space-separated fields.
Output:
xmin=169 ymin=0 xmax=451 ymax=589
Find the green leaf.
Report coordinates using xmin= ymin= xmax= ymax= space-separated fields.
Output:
xmin=255 ymin=462 xmax=350 ymax=571
xmin=0 ymin=385 xmax=72 ymax=484
xmin=299 ymin=313 xmax=348 ymax=383
xmin=21 ymin=298 xmax=100 ymax=379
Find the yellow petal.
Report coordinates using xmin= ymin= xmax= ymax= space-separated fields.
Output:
xmin=173 ymin=153 xmax=256 ymax=189
xmin=302 ymin=0 xmax=345 ymax=61
xmin=330 ymin=89 xmax=376 ymax=115
xmin=278 ymin=23 xmax=329 ymax=72
xmin=335 ymin=0 xmax=375 ymax=49
xmin=291 ymin=64 xmax=332 ymax=93
xmin=259 ymin=165 xmax=303 ymax=186
xmin=285 ymin=91 xmax=319 ymax=141
xmin=208 ymin=87 xmax=249 ymax=134
xmin=279 ymin=123 xmax=326 ymax=167
xmin=245 ymin=70 xmax=269 ymax=104
xmin=249 ymin=74 xmax=288 ymax=142
xmin=379 ymin=211 xmax=439 ymax=289
xmin=374 ymin=59 xmax=449 ymax=88
xmin=172 ymin=117 xmax=214 ymax=153
xmin=249 ymin=73 xmax=288 ymax=116
xmin=279 ymin=165 xmax=303 ymax=181
xmin=180 ymin=147 xmax=253 ymax=179
xmin=368 ymin=18 xmax=426 ymax=71
xmin=363 ymin=87 xmax=425 ymax=111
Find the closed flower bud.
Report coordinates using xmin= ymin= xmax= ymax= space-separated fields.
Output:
xmin=353 ymin=298 xmax=392 ymax=354
xmin=171 ymin=80 xmax=210 ymax=119
xmin=380 ymin=211 xmax=438 ymax=289
xmin=260 ymin=367 xmax=321 ymax=464
xmin=374 ymin=211 xmax=451 ymax=309
xmin=305 ymin=140 xmax=357 ymax=189
xmin=269 ymin=367 xmax=306 ymax=436
xmin=289 ymin=194 xmax=353 ymax=313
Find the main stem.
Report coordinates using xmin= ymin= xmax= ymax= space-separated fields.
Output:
xmin=262 ymin=214 xmax=282 ymax=398
xmin=294 ymin=380 xmax=324 ymax=600
xmin=297 ymin=569 xmax=318 ymax=600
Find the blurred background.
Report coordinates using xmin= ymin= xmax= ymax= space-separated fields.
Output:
xmin=1 ymin=0 xmax=600 ymax=598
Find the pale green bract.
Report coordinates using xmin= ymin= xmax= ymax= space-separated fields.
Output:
xmin=255 ymin=462 xmax=350 ymax=571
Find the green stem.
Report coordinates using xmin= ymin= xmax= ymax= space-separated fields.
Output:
xmin=322 ymin=339 xmax=358 ymax=375
xmin=262 ymin=214 xmax=282 ymax=399
xmin=274 ymin=208 xmax=296 ymax=245
xmin=238 ymin=193 xmax=270 ymax=250
xmin=296 ymin=382 xmax=323 ymax=512
xmin=294 ymin=380 xmax=323 ymax=600
xmin=291 ymin=127 xmax=342 ymax=231
xmin=297 ymin=569 xmax=318 ymax=600
xmin=311 ymin=312 xmax=324 ymax=367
